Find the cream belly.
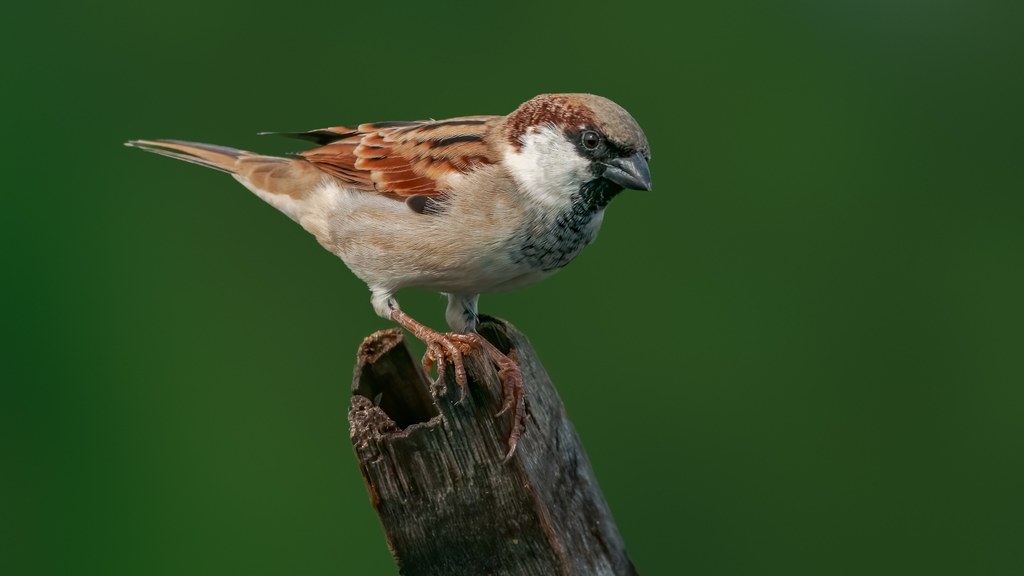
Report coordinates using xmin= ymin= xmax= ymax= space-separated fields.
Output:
xmin=303 ymin=181 xmax=603 ymax=296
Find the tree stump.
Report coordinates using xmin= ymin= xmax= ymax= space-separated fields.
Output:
xmin=348 ymin=317 xmax=637 ymax=576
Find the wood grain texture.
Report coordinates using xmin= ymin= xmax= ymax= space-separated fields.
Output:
xmin=349 ymin=317 xmax=637 ymax=576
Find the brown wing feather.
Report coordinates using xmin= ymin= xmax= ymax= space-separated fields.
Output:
xmin=299 ymin=116 xmax=500 ymax=197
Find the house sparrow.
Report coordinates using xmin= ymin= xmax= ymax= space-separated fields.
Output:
xmin=126 ymin=93 xmax=652 ymax=458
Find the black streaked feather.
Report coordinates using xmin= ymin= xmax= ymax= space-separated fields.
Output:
xmin=429 ymin=134 xmax=484 ymax=147
xmin=258 ymin=129 xmax=356 ymax=146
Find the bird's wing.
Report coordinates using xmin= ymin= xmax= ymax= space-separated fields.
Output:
xmin=285 ymin=116 xmax=502 ymax=199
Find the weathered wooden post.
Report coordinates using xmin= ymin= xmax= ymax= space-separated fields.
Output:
xmin=349 ymin=317 xmax=637 ymax=576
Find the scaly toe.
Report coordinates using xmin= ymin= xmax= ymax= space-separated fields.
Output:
xmin=418 ymin=333 xmax=477 ymax=400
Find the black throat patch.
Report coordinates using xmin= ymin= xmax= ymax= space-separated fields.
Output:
xmin=576 ymin=176 xmax=624 ymax=212
xmin=512 ymin=178 xmax=623 ymax=272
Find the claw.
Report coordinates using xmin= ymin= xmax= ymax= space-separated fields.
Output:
xmin=423 ymin=342 xmax=444 ymax=385
xmin=437 ymin=336 xmax=469 ymax=401
xmin=494 ymin=355 xmax=520 ymax=417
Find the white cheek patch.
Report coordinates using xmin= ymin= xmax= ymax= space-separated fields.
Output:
xmin=503 ymin=125 xmax=592 ymax=207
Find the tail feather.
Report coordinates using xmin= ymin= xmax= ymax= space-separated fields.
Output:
xmin=125 ymin=139 xmax=252 ymax=174
xmin=126 ymin=138 xmax=330 ymax=231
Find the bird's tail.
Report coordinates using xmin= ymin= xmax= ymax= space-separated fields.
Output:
xmin=125 ymin=139 xmax=251 ymax=174
xmin=125 ymin=138 xmax=328 ymax=226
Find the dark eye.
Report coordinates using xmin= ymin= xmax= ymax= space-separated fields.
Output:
xmin=581 ymin=130 xmax=602 ymax=150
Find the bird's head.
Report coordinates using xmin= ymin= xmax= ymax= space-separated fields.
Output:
xmin=500 ymin=93 xmax=651 ymax=209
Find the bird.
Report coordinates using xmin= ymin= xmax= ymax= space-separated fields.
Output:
xmin=126 ymin=93 xmax=652 ymax=459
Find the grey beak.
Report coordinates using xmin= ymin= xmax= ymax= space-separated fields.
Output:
xmin=602 ymin=152 xmax=652 ymax=191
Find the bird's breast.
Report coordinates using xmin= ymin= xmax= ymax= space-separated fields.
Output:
xmin=509 ymin=204 xmax=604 ymax=274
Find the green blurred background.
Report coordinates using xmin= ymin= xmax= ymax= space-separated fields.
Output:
xmin=4 ymin=0 xmax=1022 ymax=574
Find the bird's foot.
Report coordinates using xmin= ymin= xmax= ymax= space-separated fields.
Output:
xmin=469 ymin=333 xmax=525 ymax=461
xmin=390 ymin=310 xmax=526 ymax=460
xmin=421 ymin=333 xmax=478 ymax=400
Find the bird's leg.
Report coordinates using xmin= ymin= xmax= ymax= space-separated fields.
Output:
xmin=385 ymin=294 xmax=528 ymax=459
xmin=389 ymin=308 xmax=477 ymax=400
xmin=445 ymin=293 xmax=526 ymax=460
